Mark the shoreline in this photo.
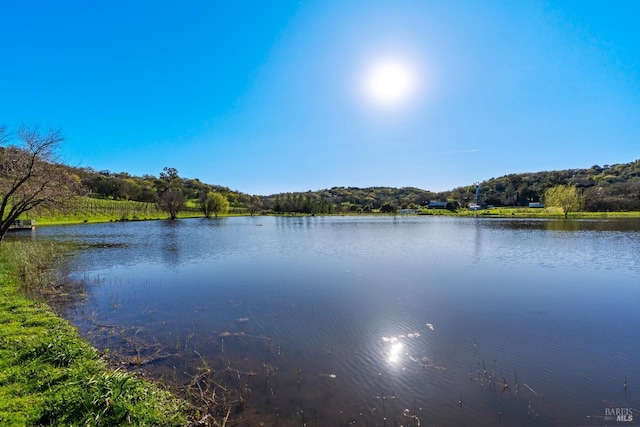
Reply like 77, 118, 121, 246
29, 208, 640, 227
0, 242, 189, 425
4, 213, 639, 424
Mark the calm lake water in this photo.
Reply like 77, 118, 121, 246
28, 216, 640, 426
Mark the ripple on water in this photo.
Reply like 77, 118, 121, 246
30, 216, 640, 426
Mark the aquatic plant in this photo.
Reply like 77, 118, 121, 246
0, 241, 188, 425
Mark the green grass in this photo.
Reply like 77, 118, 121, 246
470, 207, 640, 218
26, 197, 203, 225
418, 207, 640, 218
0, 241, 188, 426
27, 197, 252, 226
20, 196, 640, 226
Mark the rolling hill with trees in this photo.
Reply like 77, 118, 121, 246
448, 160, 640, 212
4, 124, 637, 222
71, 159, 640, 215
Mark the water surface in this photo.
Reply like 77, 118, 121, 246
32, 216, 640, 426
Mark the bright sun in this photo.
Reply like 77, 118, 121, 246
364, 59, 416, 108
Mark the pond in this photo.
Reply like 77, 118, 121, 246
28, 216, 640, 426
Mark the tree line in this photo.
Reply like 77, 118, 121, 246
74, 160, 640, 215
446, 162, 640, 212
2, 123, 640, 242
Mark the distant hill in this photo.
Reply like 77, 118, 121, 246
72, 159, 640, 214
446, 159, 640, 211
264, 159, 640, 213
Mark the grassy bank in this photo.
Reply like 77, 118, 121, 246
418, 207, 640, 218
0, 241, 188, 426
23, 196, 640, 226
30, 197, 178, 225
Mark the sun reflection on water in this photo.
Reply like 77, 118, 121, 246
388, 341, 404, 363
381, 332, 422, 365
380, 325, 447, 372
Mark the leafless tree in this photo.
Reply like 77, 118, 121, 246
0, 125, 83, 241
246, 195, 263, 216
158, 190, 185, 220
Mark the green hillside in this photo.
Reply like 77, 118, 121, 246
32, 158, 640, 220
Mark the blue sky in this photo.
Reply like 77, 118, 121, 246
1, 1, 639, 195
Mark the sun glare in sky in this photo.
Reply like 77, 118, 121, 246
363, 58, 417, 108
2, 2, 639, 195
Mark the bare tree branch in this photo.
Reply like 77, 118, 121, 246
0, 124, 83, 241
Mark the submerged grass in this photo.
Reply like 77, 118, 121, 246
0, 241, 188, 426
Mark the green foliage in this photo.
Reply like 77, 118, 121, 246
265, 187, 433, 215
156, 168, 187, 220
75, 166, 238, 206
27, 197, 165, 224
31, 148, 640, 214
2, 241, 71, 294
32, 368, 185, 426
200, 191, 229, 218
270, 192, 333, 214
544, 185, 583, 217
433, 159, 640, 212
379, 201, 397, 213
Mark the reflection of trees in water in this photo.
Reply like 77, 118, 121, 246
484, 218, 640, 233
473, 218, 483, 261
160, 220, 181, 267
544, 218, 640, 232
33, 217, 640, 426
